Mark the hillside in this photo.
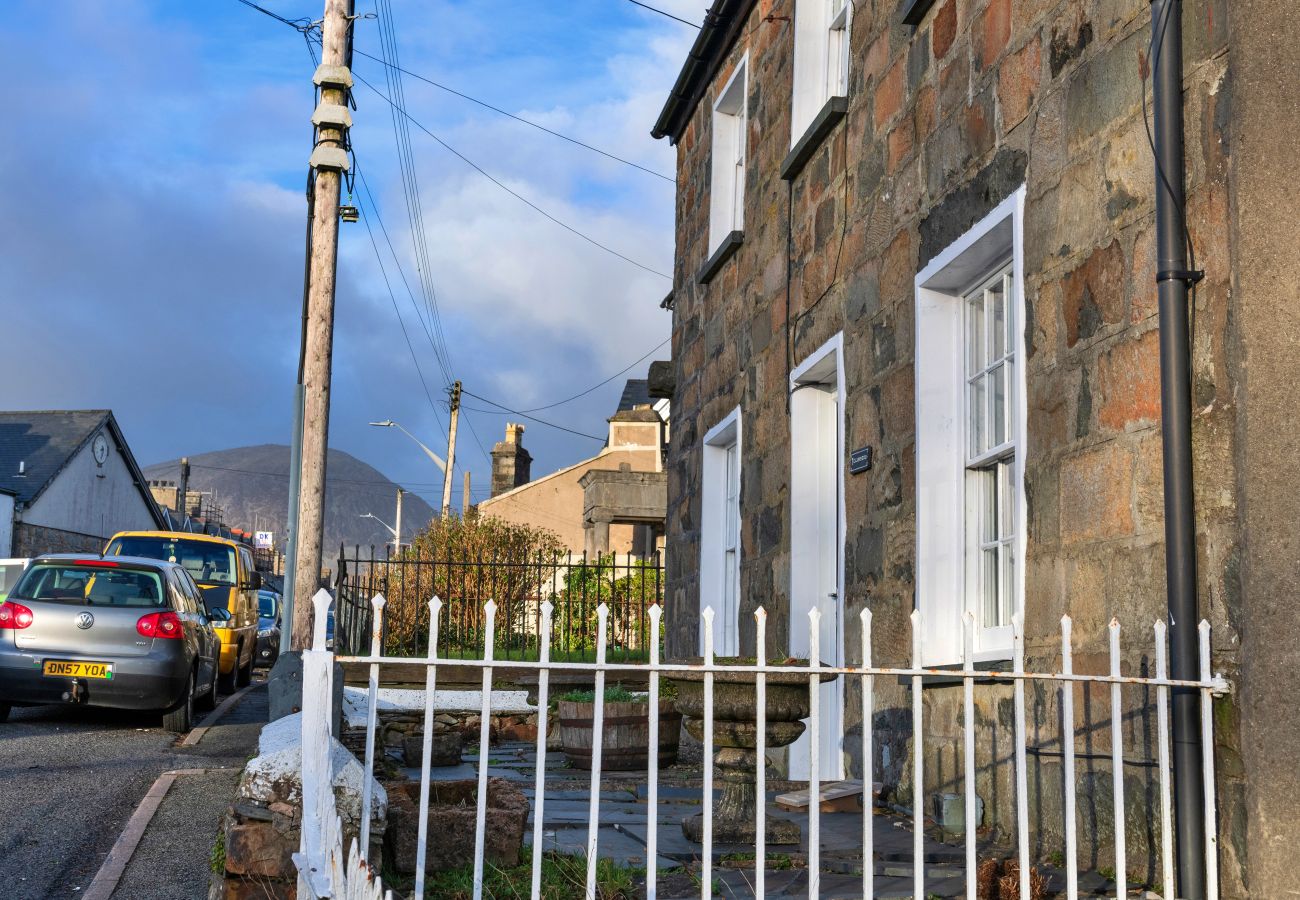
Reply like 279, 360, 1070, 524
142, 444, 438, 554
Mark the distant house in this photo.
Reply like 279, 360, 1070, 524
477, 379, 669, 557
0, 410, 164, 556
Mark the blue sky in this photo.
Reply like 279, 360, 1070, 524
0, 0, 700, 512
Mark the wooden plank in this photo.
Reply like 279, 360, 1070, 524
775, 779, 881, 812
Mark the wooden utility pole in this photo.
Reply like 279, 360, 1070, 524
462, 470, 471, 517
290, 0, 354, 651
394, 488, 403, 555
441, 381, 461, 518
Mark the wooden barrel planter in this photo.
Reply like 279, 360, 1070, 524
557, 699, 681, 770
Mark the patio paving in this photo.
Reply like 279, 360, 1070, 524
397, 741, 1133, 898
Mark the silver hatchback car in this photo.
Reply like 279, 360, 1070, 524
0, 554, 221, 732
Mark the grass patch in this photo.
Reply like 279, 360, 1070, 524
209, 827, 226, 875
719, 851, 796, 870
556, 684, 644, 705
423, 847, 640, 899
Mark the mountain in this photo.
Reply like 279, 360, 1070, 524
142, 444, 438, 554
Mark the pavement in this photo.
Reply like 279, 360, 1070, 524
0, 680, 268, 900
418, 742, 1128, 899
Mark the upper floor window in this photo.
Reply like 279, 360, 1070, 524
964, 265, 1017, 639
913, 187, 1027, 665
792, 0, 852, 143
709, 57, 748, 252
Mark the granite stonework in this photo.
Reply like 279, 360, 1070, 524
651, 0, 1300, 894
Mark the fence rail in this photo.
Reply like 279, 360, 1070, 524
296, 588, 1229, 900
334, 547, 663, 661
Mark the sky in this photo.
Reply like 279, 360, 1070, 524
0, 0, 701, 514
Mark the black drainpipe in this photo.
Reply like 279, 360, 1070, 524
1150, 0, 1207, 896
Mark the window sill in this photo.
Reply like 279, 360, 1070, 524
781, 96, 849, 182
897, 657, 1014, 689
697, 230, 744, 285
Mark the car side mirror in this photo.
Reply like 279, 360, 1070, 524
247, 571, 262, 590
209, 607, 233, 623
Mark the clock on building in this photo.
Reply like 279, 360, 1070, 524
92, 433, 109, 466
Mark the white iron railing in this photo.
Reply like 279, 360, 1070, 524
295, 587, 1230, 900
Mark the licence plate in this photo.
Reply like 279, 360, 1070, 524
43, 660, 114, 679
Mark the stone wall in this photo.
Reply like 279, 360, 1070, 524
12, 522, 105, 556
664, 0, 1244, 891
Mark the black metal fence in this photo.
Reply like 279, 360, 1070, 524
334, 545, 664, 661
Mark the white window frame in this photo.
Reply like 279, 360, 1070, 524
791, 0, 853, 145
700, 406, 742, 657
709, 56, 748, 254
914, 186, 1027, 666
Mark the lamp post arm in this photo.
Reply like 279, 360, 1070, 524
394, 422, 447, 473
362, 513, 398, 539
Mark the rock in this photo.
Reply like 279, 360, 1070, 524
385, 777, 529, 875
240, 713, 386, 857
210, 875, 296, 900
499, 721, 538, 743
224, 820, 295, 879
402, 732, 463, 768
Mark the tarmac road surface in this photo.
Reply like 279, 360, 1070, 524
0, 685, 266, 900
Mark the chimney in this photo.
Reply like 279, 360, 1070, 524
490, 423, 532, 498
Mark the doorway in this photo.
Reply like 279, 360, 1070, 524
788, 335, 845, 781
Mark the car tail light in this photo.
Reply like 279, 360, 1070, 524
137, 611, 184, 639
0, 601, 34, 630
74, 559, 119, 567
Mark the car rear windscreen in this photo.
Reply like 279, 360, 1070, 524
106, 536, 238, 587
11, 564, 166, 608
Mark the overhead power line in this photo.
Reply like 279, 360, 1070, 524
187, 462, 442, 489
624, 0, 701, 27
234, 0, 675, 183
352, 47, 674, 182
373, 0, 456, 384
234, 0, 317, 31
352, 70, 672, 280
460, 389, 606, 442
354, 179, 449, 436
512, 337, 670, 413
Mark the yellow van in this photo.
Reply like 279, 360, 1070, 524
105, 531, 259, 692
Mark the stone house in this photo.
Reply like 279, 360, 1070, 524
651, 0, 1297, 895
0, 410, 165, 556
477, 380, 671, 557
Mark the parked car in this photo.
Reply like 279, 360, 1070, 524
0, 558, 30, 603
104, 531, 259, 693
0, 554, 220, 731
256, 589, 281, 666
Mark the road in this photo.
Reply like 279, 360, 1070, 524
0, 685, 267, 900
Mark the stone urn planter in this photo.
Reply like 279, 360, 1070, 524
669, 659, 834, 846
384, 776, 528, 875
558, 698, 681, 770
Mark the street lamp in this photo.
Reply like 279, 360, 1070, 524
360, 512, 400, 555
368, 420, 447, 473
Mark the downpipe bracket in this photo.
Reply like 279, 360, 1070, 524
1157, 268, 1205, 284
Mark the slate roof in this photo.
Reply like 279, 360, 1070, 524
618, 379, 651, 412
0, 410, 163, 525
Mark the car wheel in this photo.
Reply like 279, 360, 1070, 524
163, 672, 194, 733
195, 662, 218, 713
236, 643, 253, 688
0, 703, 10, 723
